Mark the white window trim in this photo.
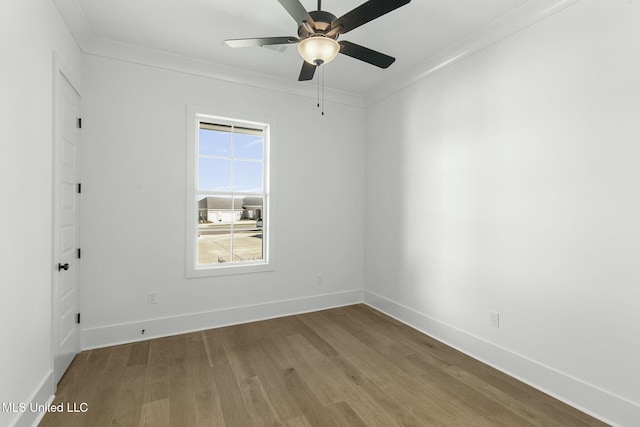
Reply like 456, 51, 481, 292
186, 106, 273, 278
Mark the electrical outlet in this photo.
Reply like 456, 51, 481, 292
489, 311, 500, 328
316, 274, 323, 284
147, 291, 158, 305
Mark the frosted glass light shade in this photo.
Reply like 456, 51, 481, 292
297, 36, 340, 65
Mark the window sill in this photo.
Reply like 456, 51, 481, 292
186, 262, 273, 279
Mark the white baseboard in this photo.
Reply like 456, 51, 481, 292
364, 290, 640, 427
8, 370, 55, 427
81, 289, 363, 350
77, 287, 639, 425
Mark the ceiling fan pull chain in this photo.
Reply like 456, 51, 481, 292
321, 65, 325, 116
317, 65, 321, 110
316, 64, 325, 116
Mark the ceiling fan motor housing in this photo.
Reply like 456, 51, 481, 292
297, 10, 338, 39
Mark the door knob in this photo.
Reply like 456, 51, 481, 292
58, 263, 69, 271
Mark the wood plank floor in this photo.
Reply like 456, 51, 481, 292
40, 304, 608, 426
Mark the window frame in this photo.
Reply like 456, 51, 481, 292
186, 106, 272, 278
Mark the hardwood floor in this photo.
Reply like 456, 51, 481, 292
40, 304, 608, 426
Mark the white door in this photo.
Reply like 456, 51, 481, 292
52, 68, 81, 385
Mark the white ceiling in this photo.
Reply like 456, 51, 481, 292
54, 0, 570, 97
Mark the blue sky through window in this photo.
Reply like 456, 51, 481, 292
199, 128, 231, 157
198, 128, 264, 192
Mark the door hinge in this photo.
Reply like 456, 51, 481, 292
77, 118, 82, 128
76, 313, 81, 324
77, 248, 82, 259
77, 183, 82, 194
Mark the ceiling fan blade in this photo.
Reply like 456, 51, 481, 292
225, 36, 299, 48
339, 40, 395, 68
331, 0, 411, 34
298, 61, 316, 81
276, 0, 316, 27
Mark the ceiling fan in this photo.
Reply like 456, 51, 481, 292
225, 0, 411, 81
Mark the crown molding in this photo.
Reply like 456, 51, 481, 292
53, 0, 365, 108
53, 0, 92, 49
54, 0, 580, 110
84, 36, 366, 108
364, 0, 582, 107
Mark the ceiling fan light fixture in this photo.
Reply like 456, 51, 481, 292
297, 36, 340, 66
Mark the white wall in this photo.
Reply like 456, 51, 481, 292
80, 55, 365, 348
364, 1, 640, 425
0, 1, 82, 426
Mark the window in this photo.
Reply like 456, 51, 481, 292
186, 110, 270, 277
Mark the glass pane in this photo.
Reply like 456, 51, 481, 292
236, 195, 264, 262
197, 195, 237, 224
197, 231, 232, 264
198, 232, 231, 265
234, 132, 263, 160
199, 129, 231, 156
239, 196, 263, 222
199, 158, 231, 191
232, 228, 263, 262
233, 160, 263, 192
